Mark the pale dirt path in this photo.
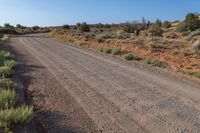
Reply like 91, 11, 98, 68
15, 34, 200, 133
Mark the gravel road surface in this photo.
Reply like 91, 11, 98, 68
14, 34, 200, 133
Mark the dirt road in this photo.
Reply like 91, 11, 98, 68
13, 34, 200, 133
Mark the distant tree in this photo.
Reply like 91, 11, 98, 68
163, 21, 171, 28
4, 23, 14, 28
155, 19, 162, 27
16, 24, 26, 29
62, 24, 70, 29
16, 24, 22, 28
185, 13, 200, 31
32, 26, 40, 30
79, 22, 90, 32
104, 24, 111, 28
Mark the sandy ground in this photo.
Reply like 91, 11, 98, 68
11, 34, 200, 133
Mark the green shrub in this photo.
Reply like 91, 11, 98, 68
0, 90, 16, 110
163, 21, 171, 28
4, 60, 17, 69
78, 22, 90, 32
102, 47, 111, 53
176, 21, 187, 32
144, 57, 167, 68
181, 69, 200, 78
62, 24, 70, 29
0, 66, 12, 77
0, 51, 13, 60
112, 48, 121, 55
0, 78, 13, 89
124, 53, 134, 60
148, 24, 163, 36
185, 13, 200, 31
97, 47, 104, 52
0, 106, 34, 128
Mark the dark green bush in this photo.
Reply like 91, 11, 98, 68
62, 24, 70, 29
78, 22, 90, 32
185, 13, 200, 31
124, 53, 141, 61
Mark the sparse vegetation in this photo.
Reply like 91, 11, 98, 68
0, 35, 34, 131
49, 12, 200, 77
112, 48, 121, 55
144, 57, 168, 68
0, 106, 34, 129
77, 22, 90, 32
181, 69, 200, 78
148, 24, 163, 36
163, 21, 171, 28
0, 89, 16, 110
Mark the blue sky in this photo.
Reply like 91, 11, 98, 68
0, 0, 199, 26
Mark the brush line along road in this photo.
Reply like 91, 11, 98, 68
15, 34, 200, 133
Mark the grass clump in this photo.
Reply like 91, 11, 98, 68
0, 78, 13, 89
97, 47, 111, 54
4, 60, 17, 69
0, 106, 34, 128
144, 57, 167, 68
0, 51, 13, 60
102, 47, 111, 53
123, 53, 141, 61
112, 48, 121, 55
0, 66, 12, 77
181, 69, 200, 78
0, 90, 16, 110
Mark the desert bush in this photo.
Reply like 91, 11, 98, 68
78, 22, 90, 32
115, 30, 129, 39
155, 19, 162, 27
96, 33, 112, 41
0, 66, 12, 77
181, 69, 200, 78
0, 106, 34, 128
144, 57, 167, 68
163, 21, 171, 28
97, 47, 104, 52
124, 53, 134, 60
185, 13, 200, 31
123, 53, 141, 61
112, 48, 121, 55
32, 26, 40, 31
193, 40, 200, 53
0, 78, 13, 89
3, 23, 14, 29
4, 60, 17, 69
62, 24, 70, 29
148, 25, 163, 36
102, 47, 111, 53
123, 23, 137, 33
0, 51, 13, 60
0, 89, 16, 110
176, 22, 187, 32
